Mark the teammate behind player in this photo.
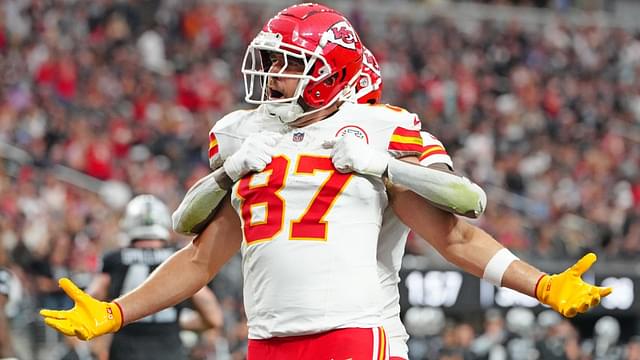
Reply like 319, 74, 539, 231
86, 195, 223, 360
355, 47, 464, 360
41, 4, 611, 359
355, 46, 383, 105
355, 47, 413, 360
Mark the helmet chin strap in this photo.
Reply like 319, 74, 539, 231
264, 102, 305, 124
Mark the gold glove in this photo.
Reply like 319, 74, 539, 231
536, 253, 612, 318
40, 278, 123, 340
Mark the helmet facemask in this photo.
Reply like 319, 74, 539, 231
242, 31, 354, 124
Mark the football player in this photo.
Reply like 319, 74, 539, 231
85, 195, 223, 360
41, 4, 611, 359
179, 45, 418, 359
354, 46, 383, 105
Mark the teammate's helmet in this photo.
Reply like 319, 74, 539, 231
355, 46, 382, 104
121, 194, 171, 242
242, 3, 363, 123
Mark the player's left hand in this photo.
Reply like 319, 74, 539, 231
324, 134, 390, 177
536, 253, 612, 318
40, 278, 123, 340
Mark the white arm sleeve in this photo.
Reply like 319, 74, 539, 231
172, 170, 229, 235
386, 158, 487, 218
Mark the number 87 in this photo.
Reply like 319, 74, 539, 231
236, 155, 352, 244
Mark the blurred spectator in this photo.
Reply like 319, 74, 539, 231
536, 310, 583, 360
593, 316, 624, 360
29, 233, 73, 312
626, 336, 640, 360
0, 247, 15, 358
471, 308, 508, 359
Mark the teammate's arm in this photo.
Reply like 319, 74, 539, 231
171, 168, 233, 235
172, 131, 281, 235
389, 183, 612, 318
326, 134, 486, 218
40, 198, 242, 340
385, 157, 486, 218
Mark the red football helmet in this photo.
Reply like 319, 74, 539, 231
356, 46, 383, 104
242, 3, 363, 123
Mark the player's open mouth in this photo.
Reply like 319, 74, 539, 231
269, 89, 284, 99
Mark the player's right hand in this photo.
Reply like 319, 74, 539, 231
40, 278, 123, 341
536, 253, 612, 318
223, 131, 282, 181
324, 133, 390, 177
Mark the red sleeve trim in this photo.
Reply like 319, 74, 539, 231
113, 301, 125, 331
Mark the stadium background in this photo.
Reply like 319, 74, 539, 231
1, 0, 639, 359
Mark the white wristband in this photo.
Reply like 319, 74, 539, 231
482, 248, 519, 287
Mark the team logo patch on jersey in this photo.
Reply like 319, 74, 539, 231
335, 125, 369, 143
326, 20, 358, 50
292, 131, 305, 142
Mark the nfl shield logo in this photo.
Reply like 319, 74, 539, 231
292, 132, 305, 142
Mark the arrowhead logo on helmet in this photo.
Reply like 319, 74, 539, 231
327, 21, 358, 50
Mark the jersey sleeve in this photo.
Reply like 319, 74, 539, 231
387, 126, 423, 158
208, 129, 221, 169
378, 107, 423, 158
208, 110, 252, 170
419, 131, 453, 168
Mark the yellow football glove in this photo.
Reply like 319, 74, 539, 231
536, 253, 612, 318
39, 278, 123, 340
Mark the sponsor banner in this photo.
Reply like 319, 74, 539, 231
399, 267, 638, 315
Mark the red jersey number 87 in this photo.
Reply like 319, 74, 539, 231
236, 155, 352, 244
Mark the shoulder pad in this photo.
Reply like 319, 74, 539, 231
340, 103, 423, 158
354, 103, 421, 131
208, 108, 260, 169
419, 131, 453, 168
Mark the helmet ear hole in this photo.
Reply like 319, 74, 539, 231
323, 73, 338, 86
317, 65, 330, 77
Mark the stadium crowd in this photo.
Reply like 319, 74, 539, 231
0, 0, 639, 359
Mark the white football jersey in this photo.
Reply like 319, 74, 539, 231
211, 103, 423, 339
377, 131, 453, 359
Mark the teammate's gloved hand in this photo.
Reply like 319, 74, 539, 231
40, 278, 123, 340
536, 253, 612, 318
324, 134, 391, 177
223, 131, 282, 181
